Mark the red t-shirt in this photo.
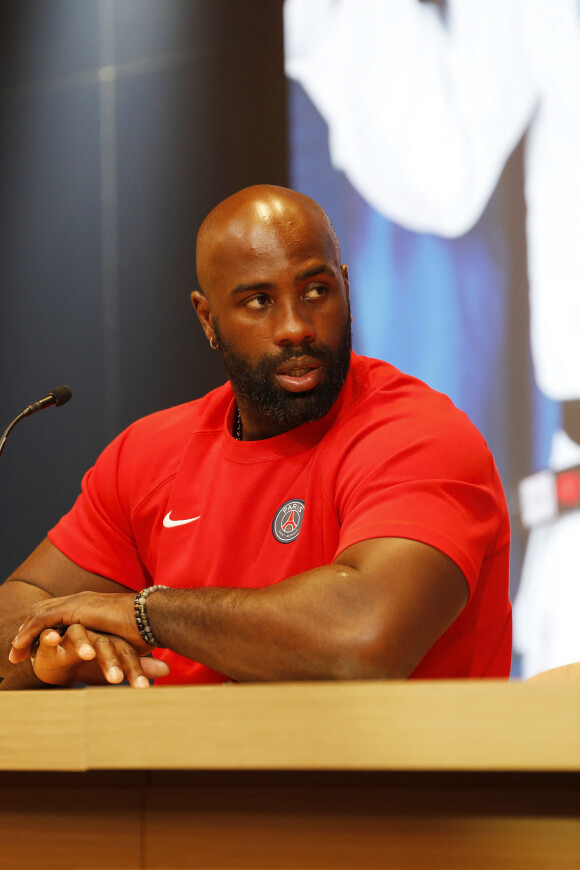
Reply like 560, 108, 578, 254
49, 353, 511, 682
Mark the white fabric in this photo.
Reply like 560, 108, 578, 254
513, 430, 580, 677
285, 0, 580, 399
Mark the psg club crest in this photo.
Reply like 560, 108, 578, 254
272, 499, 305, 544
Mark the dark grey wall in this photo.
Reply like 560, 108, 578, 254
0, 0, 287, 578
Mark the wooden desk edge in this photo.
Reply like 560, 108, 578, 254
1, 680, 579, 772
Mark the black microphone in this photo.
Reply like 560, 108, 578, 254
22, 385, 73, 416
0, 385, 73, 458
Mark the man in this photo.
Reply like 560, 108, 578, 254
1, 185, 511, 690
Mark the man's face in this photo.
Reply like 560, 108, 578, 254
194, 200, 351, 439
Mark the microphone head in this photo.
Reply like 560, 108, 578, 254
49, 385, 72, 406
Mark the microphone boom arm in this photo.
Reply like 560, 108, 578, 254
0, 385, 72, 458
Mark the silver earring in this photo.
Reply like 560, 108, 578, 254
209, 336, 218, 350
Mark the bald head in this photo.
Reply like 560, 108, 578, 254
195, 185, 340, 298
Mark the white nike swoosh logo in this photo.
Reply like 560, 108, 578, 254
163, 511, 201, 528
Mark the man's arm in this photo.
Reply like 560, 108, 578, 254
10, 536, 469, 681
1, 539, 168, 689
0, 578, 51, 690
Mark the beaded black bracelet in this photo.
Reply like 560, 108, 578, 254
134, 585, 170, 648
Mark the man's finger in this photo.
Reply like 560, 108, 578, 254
40, 629, 66, 646
31, 628, 65, 665
91, 634, 125, 684
141, 657, 171, 680
64, 623, 96, 661
115, 643, 152, 688
9, 622, 67, 664
30, 627, 86, 687
11, 603, 72, 653
30, 627, 70, 672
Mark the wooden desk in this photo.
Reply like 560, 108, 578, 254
1, 681, 579, 869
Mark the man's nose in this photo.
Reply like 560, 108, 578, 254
272, 299, 316, 346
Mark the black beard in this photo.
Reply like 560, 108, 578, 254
213, 319, 352, 431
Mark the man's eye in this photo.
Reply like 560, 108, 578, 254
245, 294, 270, 310
304, 285, 327, 300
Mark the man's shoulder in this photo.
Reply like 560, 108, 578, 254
123, 381, 232, 445
92, 381, 232, 491
346, 353, 471, 426
331, 355, 508, 535
334, 353, 495, 466
75, 381, 235, 516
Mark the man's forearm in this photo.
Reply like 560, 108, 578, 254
1, 652, 49, 690
0, 580, 52, 690
146, 563, 385, 682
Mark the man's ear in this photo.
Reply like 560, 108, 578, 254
191, 290, 215, 344
341, 264, 350, 301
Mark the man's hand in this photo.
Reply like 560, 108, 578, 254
9, 591, 145, 663
28, 624, 170, 688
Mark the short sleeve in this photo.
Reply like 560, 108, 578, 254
330, 404, 508, 594
48, 427, 152, 591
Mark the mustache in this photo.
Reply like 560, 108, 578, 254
260, 343, 338, 371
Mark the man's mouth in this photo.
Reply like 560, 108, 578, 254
274, 358, 324, 392
285, 367, 311, 377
